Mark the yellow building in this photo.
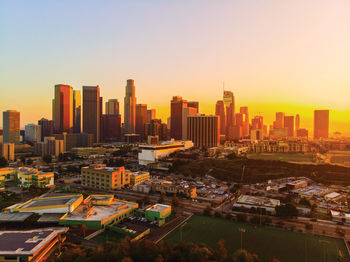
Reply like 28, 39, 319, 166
16, 167, 54, 188
81, 164, 130, 190
130, 171, 150, 186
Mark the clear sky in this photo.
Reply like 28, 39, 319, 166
1, 0, 349, 135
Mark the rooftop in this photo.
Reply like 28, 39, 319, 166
0, 228, 68, 256
146, 204, 171, 213
16, 194, 82, 211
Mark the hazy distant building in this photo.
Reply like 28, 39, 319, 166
135, 104, 148, 138
187, 101, 199, 111
3, 110, 20, 144
147, 109, 156, 122
186, 115, 220, 148
73, 90, 81, 133
284, 116, 294, 137
101, 114, 121, 141
145, 119, 168, 141
170, 96, 187, 140
252, 116, 263, 130
105, 99, 119, 115
314, 110, 329, 139
215, 101, 226, 136
124, 79, 136, 134
35, 137, 64, 157
53, 84, 73, 133
296, 128, 308, 138
38, 118, 54, 141
223, 91, 235, 138
295, 114, 300, 131
251, 129, 263, 141
83, 86, 100, 143
0, 143, 15, 161
182, 106, 198, 140
240, 106, 249, 137
25, 124, 41, 142
275, 112, 285, 129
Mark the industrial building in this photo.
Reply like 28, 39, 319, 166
233, 195, 280, 213
145, 204, 171, 226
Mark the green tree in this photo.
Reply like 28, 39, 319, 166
43, 155, 52, 164
275, 203, 298, 218
215, 240, 227, 262
158, 193, 165, 204
0, 157, 8, 168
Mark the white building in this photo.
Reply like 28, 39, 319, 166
138, 139, 194, 165
25, 124, 41, 142
233, 195, 280, 213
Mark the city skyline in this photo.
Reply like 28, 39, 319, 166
1, 1, 350, 135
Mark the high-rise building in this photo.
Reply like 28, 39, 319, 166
187, 101, 199, 111
101, 114, 122, 142
135, 104, 148, 138
83, 86, 100, 142
3, 110, 20, 144
239, 107, 249, 137
73, 90, 81, 133
252, 116, 263, 130
284, 116, 294, 137
170, 96, 187, 140
215, 101, 226, 136
223, 91, 235, 131
53, 84, 73, 133
314, 110, 329, 139
275, 112, 285, 129
105, 99, 120, 115
182, 106, 198, 140
295, 114, 300, 131
297, 128, 308, 138
38, 118, 54, 141
147, 109, 156, 122
144, 119, 168, 141
0, 143, 15, 162
186, 115, 220, 148
25, 124, 41, 142
124, 79, 136, 134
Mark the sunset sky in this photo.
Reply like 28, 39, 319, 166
1, 0, 349, 135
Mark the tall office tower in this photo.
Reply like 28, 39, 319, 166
170, 96, 187, 140
144, 119, 168, 141
275, 112, 285, 128
182, 105, 198, 140
101, 114, 121, 141
0, 143, 15, 161
314, 110, 329, 139
135, 104, 148, 138
38, 118, 54, 141
223, 91, 235, 132
124, 79, 137, 134
295, 114, 300, 131
105, 99, 120, 115
240, 106, 249, 137
215, 101, 226, 135
24, 124, 41, 142
186, 115, 220, 148
187, 101, 199, 111
83, 86, 100, 142
147, 109, 156, 122
73, 90, 81, 133
3, 110, 20, 144
53, 84, 73, 133
251, 116, 263, 130
284, 116, 294, 137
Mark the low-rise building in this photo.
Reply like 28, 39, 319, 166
0, 143, 15, 162
233, 195, 280, 213
130, 171, 150, 186
151, 180, 197, 198
0, 227, 68, 262
138, 139, 194, 165
16, 167, 54, 188
286, 179, 308, 190
81, 164, 130, 190
145, 204, 171, 226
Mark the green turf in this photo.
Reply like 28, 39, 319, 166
247, 153, 315, 163
92, 230, 126, 244
164, 215, 350, 262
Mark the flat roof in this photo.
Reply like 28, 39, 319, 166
146, 204, 170, 213
37, 213, 64, 223
20, 196, 80, 209
0, 228, 68, 256
0, 212, 34, 222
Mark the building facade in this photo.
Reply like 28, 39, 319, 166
53, 84, 73, 133
83, 86, 100, 142
314, 110, 329, 140
3, 110, 20, 144
124, 79, 137, 134
186, 115, 220, 148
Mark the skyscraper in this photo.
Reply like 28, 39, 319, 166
38, 118, 54, 141
135, 104, 148, 138
295, 114, 300, 131
25, 124, 41, 142
186, 115, 220, 148
53, 84, 73, 133
284, 116, 294, 137
252, 116, 263, 130
314, 110, 329, 139
223, 91, 235, 133
147, 109, 156, 122
3, 110, 20, 144
105, 99, 120, 115
124, 79, 136, 134
73, 90, 81, 133
240, 106, 249, 137
83, 86, 100, 142
275, 112, 285, 129
215, 101, 226, 136
144, 119, 168, 141
182, 104, 198, 140
101, 114, 121, 141
170, 96, 187, 140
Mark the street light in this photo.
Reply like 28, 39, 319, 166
239, 228, 246, 251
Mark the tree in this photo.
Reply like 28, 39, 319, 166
43, 154, 52, 164
158, 193, 165, 204
143, 194, 151, 205
275, 203, 298, 218
80, 224, 88, 238
0, 157, 8, 168
203, 206, 213, 216
171, 194, 180, 208
215, 240, 227, 261
231, 249, 259, 262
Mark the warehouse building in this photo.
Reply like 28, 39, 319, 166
145, 204, 171, 226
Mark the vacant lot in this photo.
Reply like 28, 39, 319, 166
164, 215, 349, 262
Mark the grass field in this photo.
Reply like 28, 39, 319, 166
164, 215, 350, 262
247, 153, 315, 163
92, 230, 126, 244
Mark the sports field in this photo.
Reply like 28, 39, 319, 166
164, 215, 350, 262
247, 153, 315, 163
